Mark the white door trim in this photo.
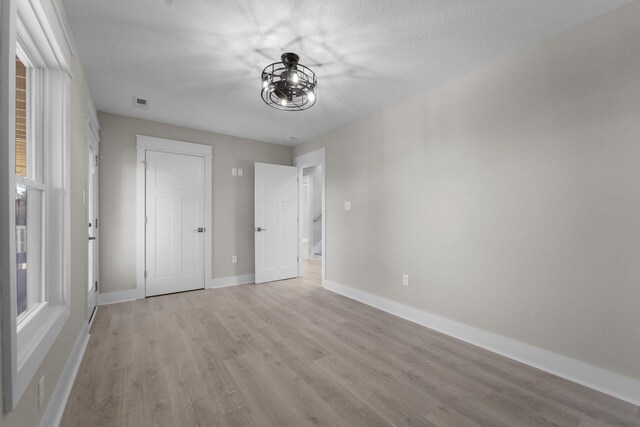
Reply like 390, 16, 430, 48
136, 135, 212, 299
293, 148, 326, 282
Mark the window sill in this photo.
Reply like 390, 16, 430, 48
15, 304, 69, 402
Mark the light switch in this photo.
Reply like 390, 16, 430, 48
232, 168, 238, 176
238, 168, 243, 176
344, 201, 352, 211
232, 255, 237, 264
402, 274, 410, 287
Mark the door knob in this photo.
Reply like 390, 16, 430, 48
254, 227, 267, 232
88, 237, 97, 241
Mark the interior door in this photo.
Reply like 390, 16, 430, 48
145, 150, 205, 296
87, 136, 99, 321
254, 162, 299, 284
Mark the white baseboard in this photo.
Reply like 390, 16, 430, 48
40, 323, 90, 427
98, 288, 140, 305
99, 275, 256, 305
208, 274, 255, 289
323, 279, 640, 406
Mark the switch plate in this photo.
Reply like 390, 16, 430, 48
232, 255, 237, 264
38, 376, 45, 408
232, 168, 238, 176
237, 168, 243, 176
402, 274, 410, 287
344, 201, 352, 211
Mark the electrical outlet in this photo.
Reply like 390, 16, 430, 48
232, 255, 237, 264
237, 168, 243, 176
344, 201, 352, 211
38, 376, 45, 408
232, 168, 238, 176
402, 274, 410, 287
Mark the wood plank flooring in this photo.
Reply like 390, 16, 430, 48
61, 261, 640, 426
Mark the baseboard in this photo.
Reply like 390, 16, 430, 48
98, 288, 140, 305
39, 323, 90, 427
99, 275, 256, 304
323, 279, 640, 406
208, 274, 255, 289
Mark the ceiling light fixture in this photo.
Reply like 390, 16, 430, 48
261, 52, 317, 111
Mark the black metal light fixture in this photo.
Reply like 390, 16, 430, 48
261, 52, 317, 111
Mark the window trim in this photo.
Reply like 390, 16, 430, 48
1, 0, 72, 412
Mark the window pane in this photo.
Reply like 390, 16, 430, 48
16, 57, 27, 177
16, 185, 43, 318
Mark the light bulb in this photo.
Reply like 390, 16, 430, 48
291, 72, 299, 84
262, 79, 269, 88
281, 99, 288, 106
307, 91, 315, 103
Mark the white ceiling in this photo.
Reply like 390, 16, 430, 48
64, 0, 633, 146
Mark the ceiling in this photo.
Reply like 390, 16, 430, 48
64, 0, 633, 146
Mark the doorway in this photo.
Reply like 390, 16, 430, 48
87, 129, 99, 322
294, 148, 326, 283
301, 165, 323, 279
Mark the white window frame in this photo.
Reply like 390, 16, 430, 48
1, 0, 72, 411
14, 41, 47, 326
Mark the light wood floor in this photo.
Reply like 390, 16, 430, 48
62, 261, 640, 426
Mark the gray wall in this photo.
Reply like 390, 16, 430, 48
1, 1, 93, 425
97, 113, 292, 294
294, 1, 640, 380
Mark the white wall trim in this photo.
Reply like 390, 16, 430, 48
135, 135, 213, 299
207, 274, 255, 289
323, 279, 640, 406
294, 148, 326, 282
98, 288, 141, 306
39, 323, 89, 427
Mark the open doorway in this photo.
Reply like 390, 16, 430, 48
301, 165, 323, 279
295, 148, 326, 284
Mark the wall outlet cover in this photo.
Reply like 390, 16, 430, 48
232, 168, 238, 176
344, 201, 352, 211
238, 168, 243, 176
402, 274, 410, 287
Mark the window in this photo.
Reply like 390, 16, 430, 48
15, 57, 27, 177
2, 0, 73, 409
15, 54, 45, 321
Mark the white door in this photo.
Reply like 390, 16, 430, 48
254, 162, 299, 284
87, 136, 99, 321
146, 150, 205, 296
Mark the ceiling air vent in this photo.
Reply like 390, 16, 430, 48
133, 97, 149, 110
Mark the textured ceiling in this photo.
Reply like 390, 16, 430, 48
64, 0, 633, 145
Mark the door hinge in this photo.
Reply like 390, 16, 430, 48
95, 218, 99, 229
297, 257, 299, 261
142, 160, 148, 170
94, 281, 98, 292
144, 270, 147, 278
